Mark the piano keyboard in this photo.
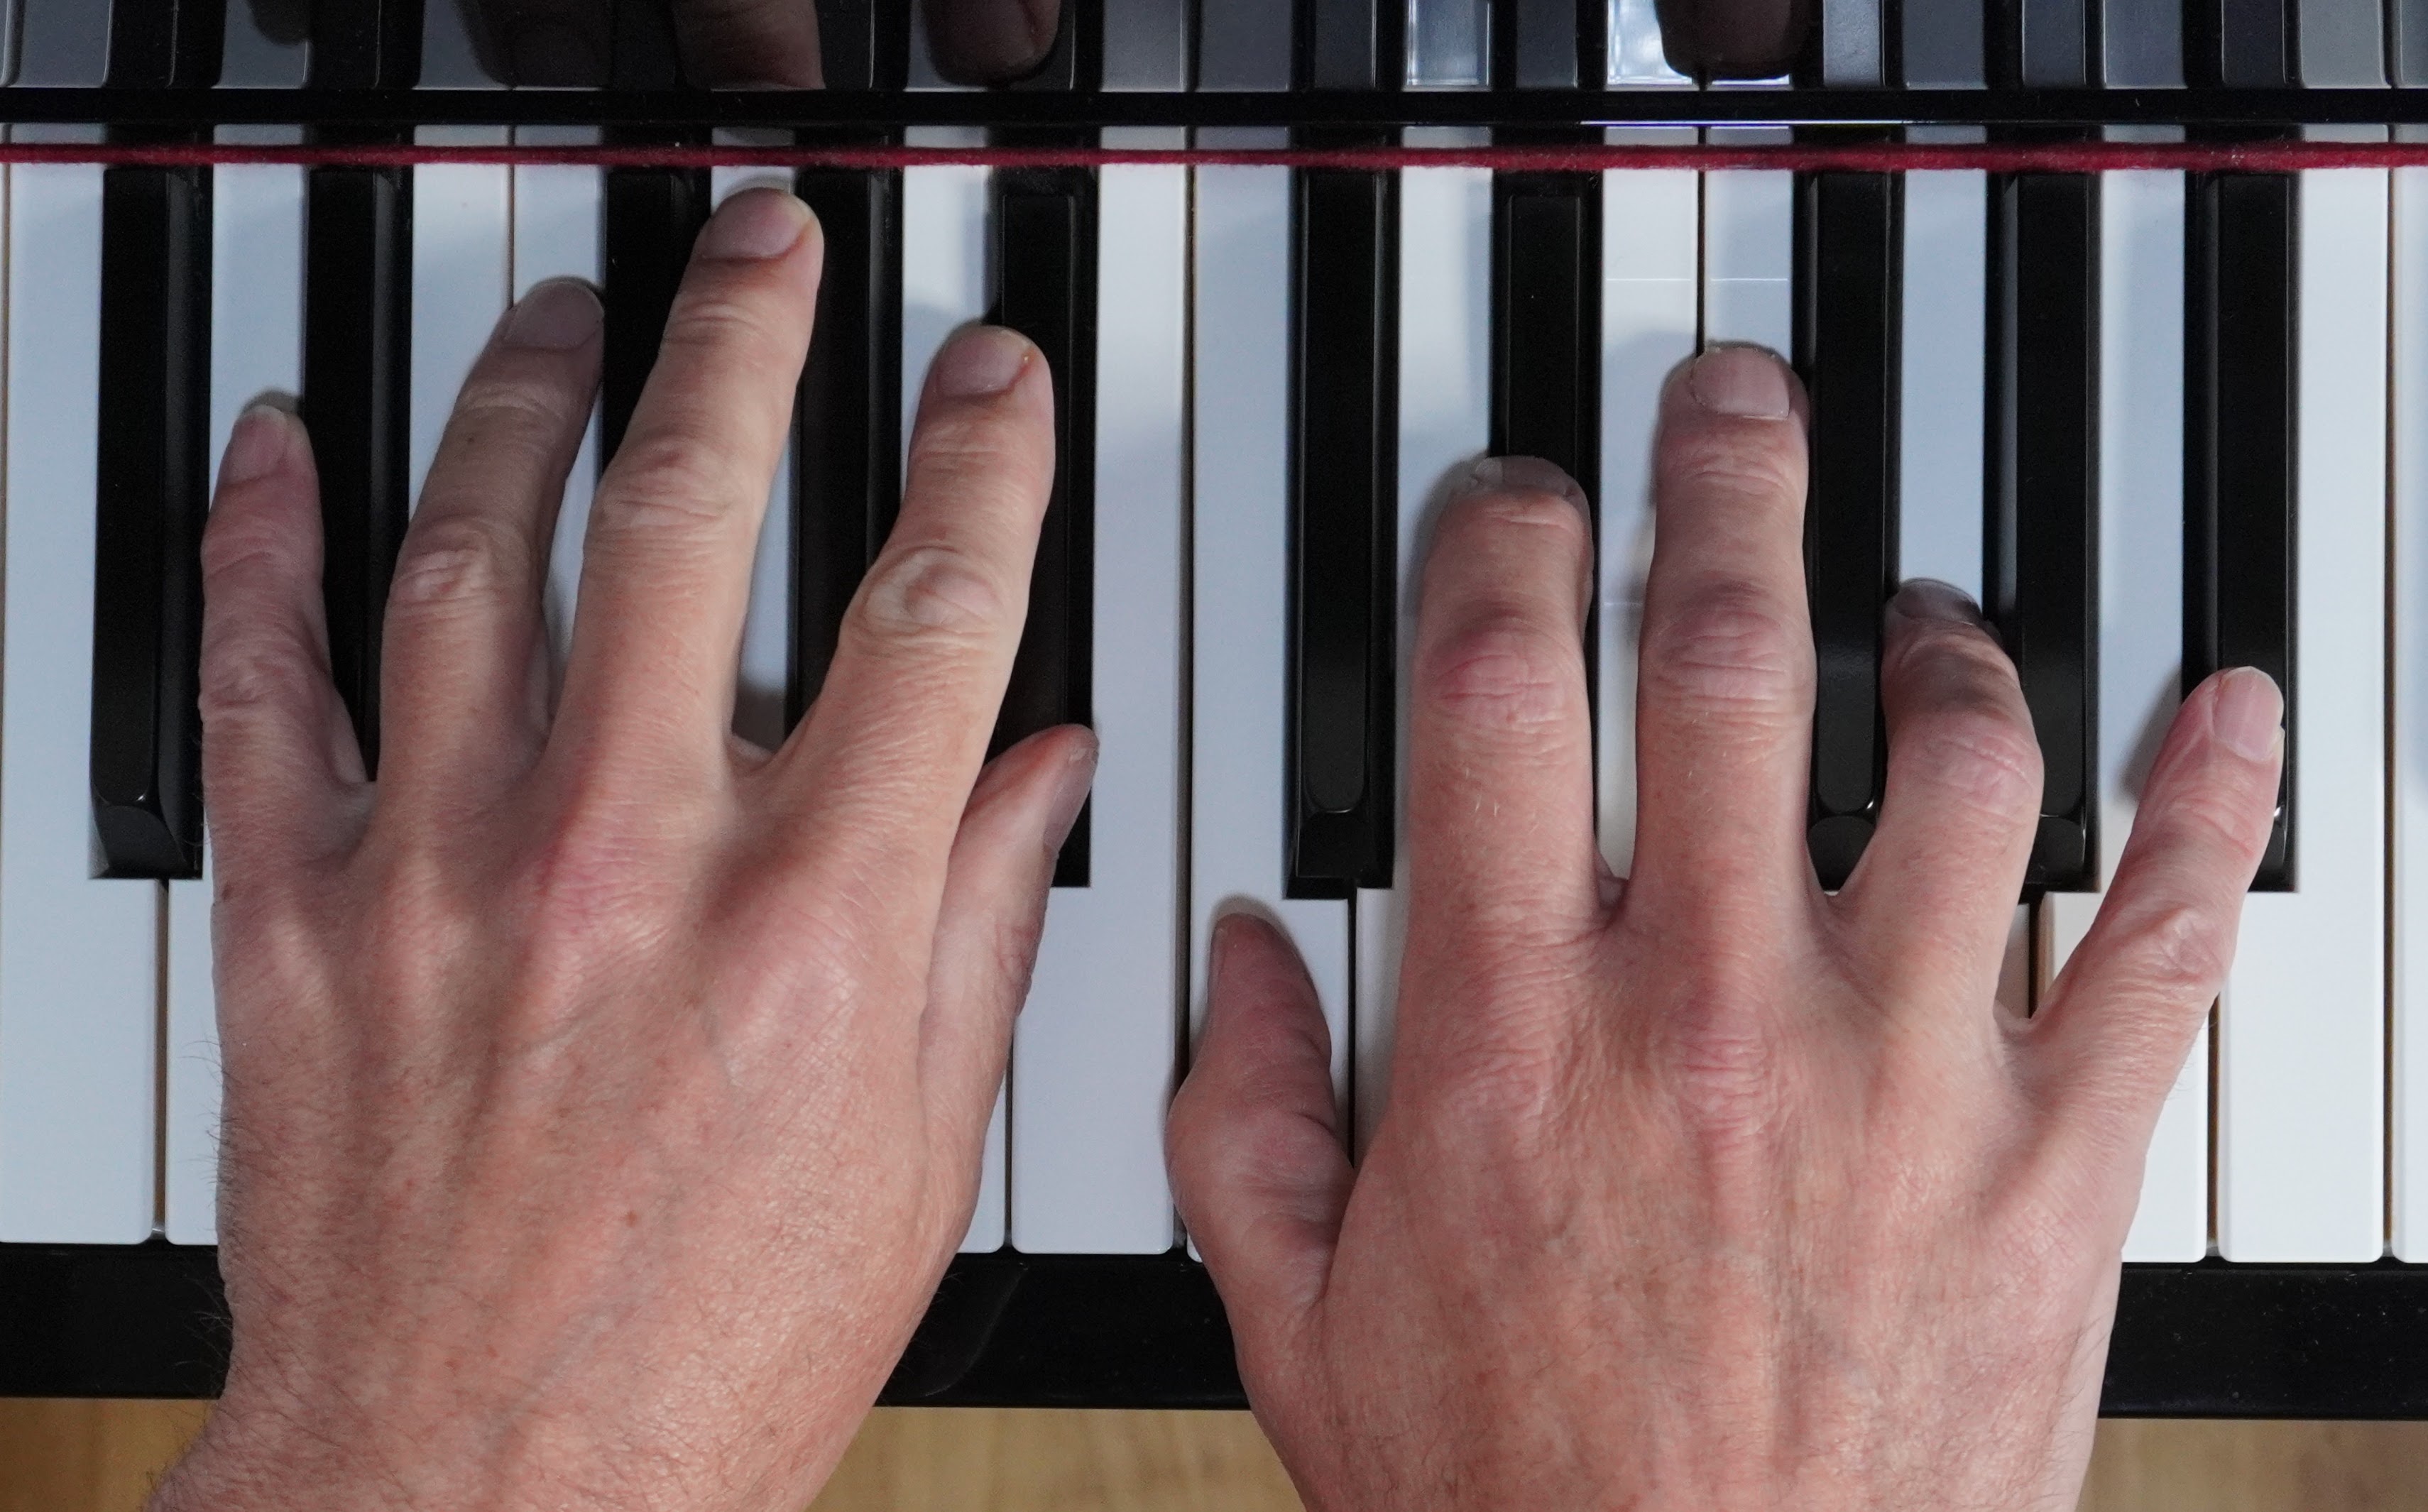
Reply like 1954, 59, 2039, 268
6, 0, 2428, 1413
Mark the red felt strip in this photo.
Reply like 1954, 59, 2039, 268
0, 136, 2425, 172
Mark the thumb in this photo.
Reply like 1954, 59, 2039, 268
1167, 912, 1353, 1354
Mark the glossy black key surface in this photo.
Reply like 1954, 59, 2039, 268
1820, 0, 1883, 85
990, 169, 1098, 887
1198, 0, 1294, 87
308, 0, 422, 88
1492, 171, 1599, 501
1307, 0, 1387, 87
304, 162, 412, 775
1986, 172, 2099, 893
106, 0, 224, 86
1503, 0, 1599, 87
91, 164, 211, 880
1289, 164, 1397, 897
2402, 0, 2428, 84
2185, 172, 2296, 890
814, 0, 907, 89
2189, 0, 2293, 87
1794, 170, 1900, 890
601, 161, 710, 464
790, 164, 902, 725
2102, 0, 2183, 84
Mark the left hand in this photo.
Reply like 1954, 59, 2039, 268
150, 188, 1087, 1512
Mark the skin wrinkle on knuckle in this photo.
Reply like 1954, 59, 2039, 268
905, 412, 1051, 506
388, 515, 535, 613
2106, 900, 2232, 1002
1894, 721, 2042, 825
1642, 582, 1804, 719
1659, 429, 1805, 509
1420, 612, 1575, 730
595, 439, 758, 537
858, 542, 1010, 645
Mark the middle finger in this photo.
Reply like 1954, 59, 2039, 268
1627, 346, 1815, 914
556, 189, 823, 777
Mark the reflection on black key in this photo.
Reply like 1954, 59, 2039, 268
1492, 171, 1599, 500
1307, 0, 1394, 87
791, 164, 902, 724
2013, 0, 2089, 87
991, 169, 1098, 887
92, 165, 210, 879
1289, 164, 1396, 897
304, 162, 412, 774
1987, 173, 2099, 893
2188, 0, 2292, 87
601, 162, 710, 464
2186, 172, 2296, 889
1903, 0, 1985, 84
1794, 170, 1900, 890
1820, 0, 1884, 84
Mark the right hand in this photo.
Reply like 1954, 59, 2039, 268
1169, 346, 2282, 1511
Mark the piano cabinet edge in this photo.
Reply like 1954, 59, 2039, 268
6, 1245, 2428, 1416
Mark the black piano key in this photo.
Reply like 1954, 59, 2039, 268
600, 161, 711, 465
1793, 170, 1901, 890
1904, 0, 1986, 84
1289, 164, 1397, 897
1199, 0, 1294, 87
990, 168, 1098, 887
1491, 171, 1599, 501
1986, 172, 2099, 893
2188, 0, 2293, 87
790, 163, 903, 723
303, 162, 413, 774
308, 0, 421, 88
1986, 0, 2090, 86
91, 164, 212, 880
106, 0, 225, 86
1504, 0, 1594, 87
1306, 0, 1395, 87
2185, 172, 2297, 890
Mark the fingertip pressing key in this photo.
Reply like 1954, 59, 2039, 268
698, 188, 815, 261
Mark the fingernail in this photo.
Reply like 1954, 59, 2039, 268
221, 404, 295, 485
1455, 455, 1591, 515
1041, 733, 1100, 855
501, 278, 601, 350
929, 325, 1032, 398
1687, 344, 1794, 419
699, 188, 812, 261
2213, 667, 2285, 764
1884, 578, 1984, 626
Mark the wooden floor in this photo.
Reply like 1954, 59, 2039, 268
4, 1401, 2426, 1511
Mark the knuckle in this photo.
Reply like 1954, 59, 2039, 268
1641, 579, 1805, 720
2112, 902, 2232, 1003
199, 637, 315, 724
387, 513, 532, 613
1418, 610, 1575, 730
1896, 706, 2043, 824
594, 434, 750, 536
857, 542, 1012, 645
1660, 427, 1805, 508
1655, 984, 1786, 1147
907, 406, 1046, 497
658, 285, 797, 370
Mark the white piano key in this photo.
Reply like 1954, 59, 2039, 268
1355, 136, 1490, 1158
1897, 168, 1987, 602
2041, 164, 2204, 1261
1702, 138, 1795, 357
510, 128, 604, 674
1011, 147, 1188, 1251
2219, 164, 2389, 1262
1599, 133, 1700, 878
1996, 904, 2033, 1019
903, 146, 1007, 1251
165, 151, 311, 1245
1193, 163, 1352, 1123
713, 145, 799, 751
2395, 163, 2428, 1259
409, 128, 513, 507
0, 163, 161, 1242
